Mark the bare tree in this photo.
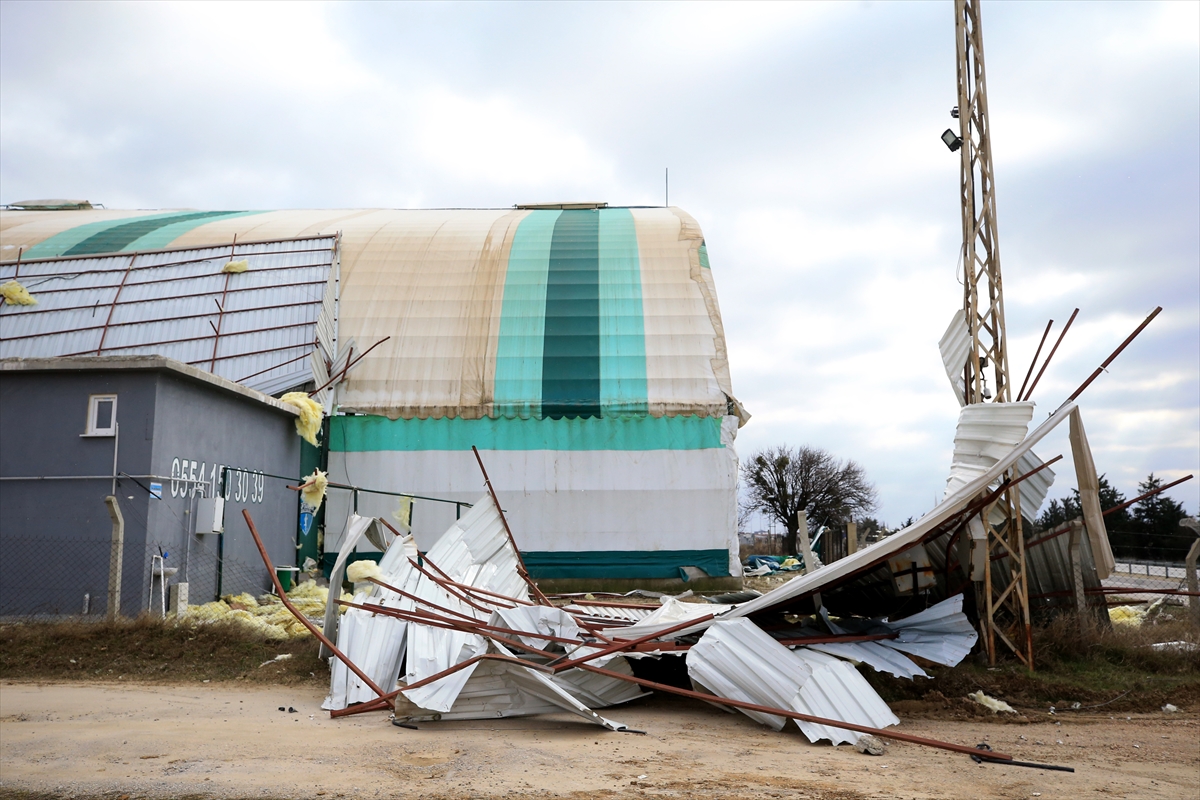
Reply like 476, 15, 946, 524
740, 444, 878, 556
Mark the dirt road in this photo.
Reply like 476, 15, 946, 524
1, 680, 1196, 799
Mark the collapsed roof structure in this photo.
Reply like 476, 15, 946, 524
1, 205, 747, 587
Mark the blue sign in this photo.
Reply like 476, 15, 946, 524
300, 511, 314, 536
149, 482, 163, 500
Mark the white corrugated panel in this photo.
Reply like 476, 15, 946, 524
939, 309, 970, 407
325, 494, 542, 713
0, 236, 336, 393
662, 400, 1080, 637
552, 656, 650, 708
687, 618, 898, 745
789, 648, 899, 746
687, 618, 813, 731
802, 640, 928, 680
879, 594, 979, 667
397, 642, 629, 730
944, 402, 1035, 498
1014, 450, 1055, 520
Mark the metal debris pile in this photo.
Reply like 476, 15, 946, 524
239, 422, 1093, 766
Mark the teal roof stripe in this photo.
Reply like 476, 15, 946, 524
542, 209, 601, 419
524, 549, 731, 579
494, 209, 559, 418
20, 210, 259, 259
63, 210, 252, 255
598, 208, 648, 415
122, 210, 262, 252
21, 211, 197, 260
329, 414, 725, 452
698, 241, 711, 269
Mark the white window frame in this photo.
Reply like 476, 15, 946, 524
82, 394, 118, 437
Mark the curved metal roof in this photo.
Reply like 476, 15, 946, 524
1, 207, 744, 423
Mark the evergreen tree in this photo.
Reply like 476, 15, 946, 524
1130, 474, 1189, 561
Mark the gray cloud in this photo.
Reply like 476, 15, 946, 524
2, 0, 1196, 522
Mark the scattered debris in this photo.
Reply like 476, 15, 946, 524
259, 654, 293, 668
1150, 641, 1200, 653
969, 691, 1017, 714
854, 735, 886, 755
1162, 704, 1178, 713
1109, 605, 1147, 627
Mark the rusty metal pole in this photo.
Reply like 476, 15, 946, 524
241, 509, 390, 705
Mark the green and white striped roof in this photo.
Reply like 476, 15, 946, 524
1, 206, 744, 423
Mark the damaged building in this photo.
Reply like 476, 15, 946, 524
1, 203, 746, 618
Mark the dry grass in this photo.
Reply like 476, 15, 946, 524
0, 615, 327, 685
865, 615, 1200, 716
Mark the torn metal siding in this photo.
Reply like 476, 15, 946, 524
687, 619, 814, 731
687, 619, 899, 745
939, 309, 970, 407
0, 236, 336, 394
789, 648, 900, 746
668, 400, 1079, 635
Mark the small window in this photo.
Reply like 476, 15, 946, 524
83, 394, 117, 437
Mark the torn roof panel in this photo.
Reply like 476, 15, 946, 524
669, 400, 1078, 631
790, 648, 900, 746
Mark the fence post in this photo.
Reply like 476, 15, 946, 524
105, 496, 124, 621
797, 510, 822, 611
1068, 518, 1087, 617
847, 521, 858, 556
1182, 518, 1199, 628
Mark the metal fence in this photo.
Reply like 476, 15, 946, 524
0, 467, 469, 621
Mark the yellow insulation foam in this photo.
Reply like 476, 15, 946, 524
0, 280, 37, 306
222, 259, 249, 273
299, 469, 328, 511
280, 392, 323, 446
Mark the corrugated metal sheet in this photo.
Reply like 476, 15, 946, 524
939, 309, 970, 406
0, 236, 336, 395
789, 648, 900, 745
878, 593, 978, 666
687, 618, 898, 745
944, 402, 1035, 499
666, 400, 1080, 636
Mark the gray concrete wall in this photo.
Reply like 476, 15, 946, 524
0, 365, 300, 617
146, 371, 300, 605
0, 370, 156, 616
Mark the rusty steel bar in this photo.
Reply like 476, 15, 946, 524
1021, 309, 1077, 402
575, 662, 1016, 761
1031, 587, 1200, 600
1067, 306, 1162, 403
331, 652, 555, 718
565, 599, 666, 610
417, 558, 536, 607
94, 253, 137, 355
1024, 473, 1193, 552
311, 336, 390, 393
401, 559, 514, 614
366, 575, 491, 624
337, 599, 568, 651
1016, 318, 1054, 403
240, 509, 391, 705
470, 445, 550, 605
1098, 473, 1193, 520
235, 349, 312, 383
546, 612, 716, 671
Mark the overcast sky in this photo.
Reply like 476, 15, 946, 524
2, 0, 1197, 526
